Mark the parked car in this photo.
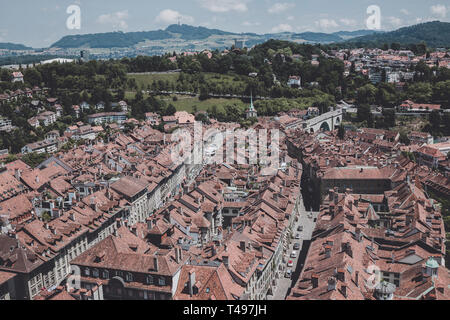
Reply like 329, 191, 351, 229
294, 243, 300, 250
295, 233, 301, 239
287, 260, 294, 267
290, 251, 298, 258
297, 226, 303, 232
285, 269, 292, 279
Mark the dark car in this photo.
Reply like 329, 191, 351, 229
294, 243, 300, 250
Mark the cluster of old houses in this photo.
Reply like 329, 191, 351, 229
331, 47, 450, 87
0, 84, 449, 300
285, 127, 450, 300
0, 116, 306, 301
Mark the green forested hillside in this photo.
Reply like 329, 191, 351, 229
346, 21, 450, 47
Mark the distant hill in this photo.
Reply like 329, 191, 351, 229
346, 21, 450, 47
332, 30, 382, 39
0, 42, 32, 50
165, 24, 235, 40
49, 24, 380, 49
291, 32, 342, 42
49, 22, 450, 50
51, 30, 173, 49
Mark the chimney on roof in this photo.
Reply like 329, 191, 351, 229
273, 193, 278, 202
175, 247, 181, 263
15, 169, 21, 180
154, 256, 159, 272
131, 226, 137, 236
355, 271, 359, 287
240, 241, 246, 252
146, 217, 153, 230
35, 175, 40, 184
189, 270, 196, 297
355, 228, 362, 242
223, 254, 229, 268
311, 274, 319, 288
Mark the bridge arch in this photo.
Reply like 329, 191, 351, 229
320, 121, 331, 132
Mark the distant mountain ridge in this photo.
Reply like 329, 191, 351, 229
50, 24, 381, 49
47, 21, 450, 50
0, 42, 32, 50
345, 21, 450, 47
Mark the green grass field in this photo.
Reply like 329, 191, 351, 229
127, 72, 248, 91
126, 72, 250, 113
125, 91, 247, 113
128, 73, 180, 88
162, 96, 246, 113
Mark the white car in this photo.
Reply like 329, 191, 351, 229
285, 269, 292, 279
295, 233, 301, 239
290, 251, 298, 258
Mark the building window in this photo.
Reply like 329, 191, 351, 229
126, 272, 133, 282
102, 270, 109, 279
146, 275, 154, 285
92, 268, 99, 278
159, 277, 165, 286
84, 268, 90, 276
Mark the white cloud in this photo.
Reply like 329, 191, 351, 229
199, 0, 249, 13
268, 3, 295, 14
385, 16, 404, 28
155, 9, 194, 25
272, 24, 293, 33
242, 21, 261, 27
287, 16, 295, 21
400, 9, 410, 15
430, 4, 447, 19
339, 18, 357, 27
315, 19, 339, 30
97, 10, 129, 29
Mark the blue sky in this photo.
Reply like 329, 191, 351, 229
0, 0, 449, 47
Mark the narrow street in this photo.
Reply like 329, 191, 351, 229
268, 199, 319, 300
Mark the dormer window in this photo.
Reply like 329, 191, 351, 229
92, 268, 99, 277
146, 275, 154, 285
